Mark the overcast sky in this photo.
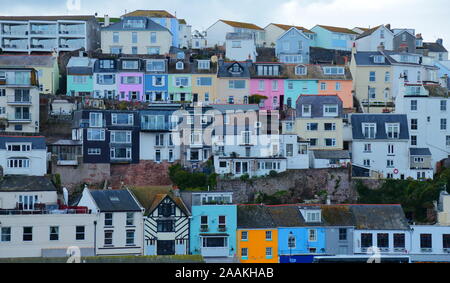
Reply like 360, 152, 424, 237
3, 0, 449, 50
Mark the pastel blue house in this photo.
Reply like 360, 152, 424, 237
276, 27, 311, 64
310, 25, 358, 51
144, 59, 169, 102
186, 192, 237, 260
284, 64, 319, 108
267, 205, 327, 263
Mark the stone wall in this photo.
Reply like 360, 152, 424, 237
52, 162, 110, 190
110, 161, 174, 189
216, 168, 366, 204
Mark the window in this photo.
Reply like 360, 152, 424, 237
309, 138, 318, 147
104, 231, 113, 246
339, 228, 347, 241
288, 235, 296, 249
364, 143, 372, 153
241, 231, 248, 241
441, 100, 447, 111
122, 60, 139, 70
377, 233, 389, 248
324, 123, 336, 131
368, 87, 376, 99
309, 229, 317, 241
394, 233, 405, 249
266, 231, 272, 241
76, 226, 85, 240
113, 32, 119, 43
232, 41, 241, 48
112, 113, 133, 125
443, 234, 450, 249
126, 230, 135, 245
229, 80, 246, 89
50, 226, 59, 241
302, 104, 311, 116
150, 32, 157, 43
241, 248, 248, 258
88, 148, 101, 155
132, 32, 138, 44
1, 227, 11, 242
386, 123, 400, 139
111, 131, 132, 144
196, 77, 212, 86
361, 233, 373, 248
197, 60, 210, 70
411, 135, 417, 146
218, 216, 226, 230
364, 159, 371, 167
323, 67, 344, 75
441, 119, 447, 130
307, 123, 318, 131
388, 144, 394, 155
266, 247, 273, 258
385, 71, 390, 82
105, 213, 113, 226
7, 158, 30, 168
23, 227, 33, 241
411, 100, 418, 111
157, 220, 175, 232
126, 212, 134, 226
201, 216, 208, 230
73, 76, 87, 84
89, 112, 103, 127
320, 82, 327, 90
148, 47, 160, 55
110, 147, 132, 160
323, 104, 338, 116
87, 129, 105, 141
147, 60, 165, 72
387, 160, 394, 168
335, 82, 342, 91
122, 76, 141, 84
155, 134, 164, 146
369, 71, 376, 82
295, 65, 307, 75
288, 81, 294, 90
176, 61, 184, 70
420, 234, 432, 249
374, 55, 385, 63
447, 136, 450, 146
175, 77, 189, 87
325, 138, 337, 147
7, 143, 31, 152
411, 119, 418, 130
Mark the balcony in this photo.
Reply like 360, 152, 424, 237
200, 225, 209, 232
2, 24, 28, 37
141, 121, 171, 132
0, 203, 90, 215
218, 225, 227, 232
59, 23, 85, 37
8, 113, 31, 123
7, 95, 32, 105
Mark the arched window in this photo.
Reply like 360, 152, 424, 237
176, 61, 184, 70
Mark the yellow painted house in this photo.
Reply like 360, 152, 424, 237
0, 54, 60, 94
191, 59, 218, 104
237, 205, 278, 263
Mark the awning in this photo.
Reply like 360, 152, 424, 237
199, 233, 229, 237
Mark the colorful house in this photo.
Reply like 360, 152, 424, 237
269, 205, 327, 263
93, 57, 118, 99
284, 64, 353, 109
249, 62, 286, 110
275, 27, 312, 64
144, 58, 169, 102
264, 23, 315, 48
311, 25, 358, 51
66, 54, 95, 97
237, 205, 278, 263
217, 60, 251, 104
183, 192, 237, 262
191, 59, 218, 105
168, 59, 192, 102
117, 58, 144, 101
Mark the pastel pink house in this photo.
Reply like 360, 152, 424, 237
250, 63, 285, 110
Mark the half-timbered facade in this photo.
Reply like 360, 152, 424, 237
144, 194, 191, 255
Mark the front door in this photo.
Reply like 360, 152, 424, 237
157, 240, 175, 255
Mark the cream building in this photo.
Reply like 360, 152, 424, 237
101, 16, 172, 55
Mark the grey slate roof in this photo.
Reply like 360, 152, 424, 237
351, 114, 410, 140
90, 189, 142, 212
410, 148, 432, 156
350, 205, 410, 230
296, 95, 343, 118
0, 176, 56, 192
0, 136, 46, 150
266, 206, 305, 227
237, 205, 276, 229
0, 55, 57, 68
217, 61, 252, 78
313, 150, 351, 160
353, 51, 391, 66
422, 42, 448, 53
102, 16, 171, 33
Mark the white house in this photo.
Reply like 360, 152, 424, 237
410, 225, 450, 262
77, 187, 145, 256
225, 33, 257, 62
355, 25, 394, 52
0, 176, 96, 258
351, 114, 414, 180
206, 20, 265, 48
93, 58, 118, 99
0, 136, 47, 176
394, 82, 450, 171
191, 30, 207, 49
178, 19, 191, 49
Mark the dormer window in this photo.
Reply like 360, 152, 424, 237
302, 104, 311, 117
295, 65, 307, 75
257, 65, 280, 76
176, 61, 184, 70
123, 19, 146, 29
229, 63, 243, 74
323, 104, 338, 117
323, 66, 344, 75
363, 123, 376, 139
147, 59, 165, 72
386, 123, 400, 139
300, 209, 321, 223
99, 60, 114, 69
198, 60, 210, 70
373, 55, 385, 63
122, 60, 139, 70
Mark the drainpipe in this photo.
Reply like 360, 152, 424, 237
94, 220, 97, 256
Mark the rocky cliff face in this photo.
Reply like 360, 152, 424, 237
216, 168, 365, 204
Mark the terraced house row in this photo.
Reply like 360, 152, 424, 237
2, 183, 450, 263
